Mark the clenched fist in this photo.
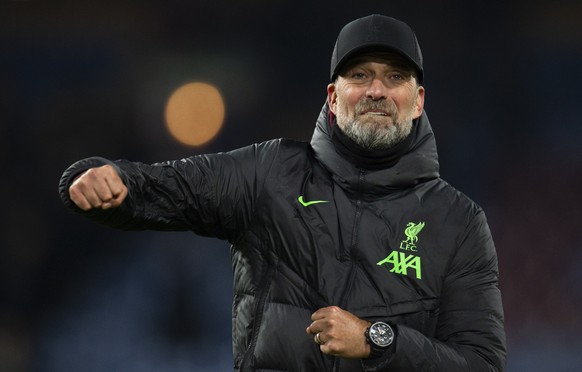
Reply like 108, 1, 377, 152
306, 306, 371, 358
68, 165, 128, 211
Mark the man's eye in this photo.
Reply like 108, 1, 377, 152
351, 72, 367, 79
390, 73, 405, 80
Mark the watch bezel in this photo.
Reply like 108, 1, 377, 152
368, 321, 394, 348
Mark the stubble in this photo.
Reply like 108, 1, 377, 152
335, 95, 417, 150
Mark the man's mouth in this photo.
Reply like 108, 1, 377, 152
361, 110, 389, 116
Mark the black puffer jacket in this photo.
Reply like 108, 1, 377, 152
59, 103, 506, 371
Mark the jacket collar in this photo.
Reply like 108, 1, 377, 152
310, 102, 440, 197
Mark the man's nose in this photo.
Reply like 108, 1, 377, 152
365, 78, 388, 100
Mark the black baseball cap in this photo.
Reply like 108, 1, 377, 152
330, 14, 423, 83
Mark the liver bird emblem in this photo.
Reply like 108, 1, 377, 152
404, 222, 425, 244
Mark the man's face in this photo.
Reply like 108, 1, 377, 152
327, 52, 425, 150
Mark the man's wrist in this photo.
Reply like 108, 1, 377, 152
364, 321, 395, 359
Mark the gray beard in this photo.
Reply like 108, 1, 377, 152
336, 114, 413, 150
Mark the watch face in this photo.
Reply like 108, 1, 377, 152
369, 322, 394, 347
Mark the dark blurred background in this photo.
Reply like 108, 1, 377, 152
1, 0, 581, 371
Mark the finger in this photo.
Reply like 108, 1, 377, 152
317, 333, 342, 356
88, 184, 113, 209
319, 342, 339, 356
88, 165, 128, 207
306, 320, 322, 335
100, 165, 124, 195
314, 332, 327, 346
93, 181, 115, 203
72, 185, 106, 209
69, 173, 108, 210
68, 185, 93, 211
310, 306, 333, 321
97, 165, 128, 208
103, 173, 128, 208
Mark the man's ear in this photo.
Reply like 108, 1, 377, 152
413, 85, 425, 119
327, 83, 337, 114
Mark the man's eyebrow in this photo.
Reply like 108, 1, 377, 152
350, 62, 414, 75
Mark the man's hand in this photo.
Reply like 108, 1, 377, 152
306, 306, 371, 358
68, 165, 128, 211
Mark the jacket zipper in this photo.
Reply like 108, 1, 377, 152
333, 171, 365, 372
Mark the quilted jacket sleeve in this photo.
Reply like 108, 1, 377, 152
58, 140, 280, 243
362, 210, 506, 371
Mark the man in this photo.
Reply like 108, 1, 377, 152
59, 14, 506, 371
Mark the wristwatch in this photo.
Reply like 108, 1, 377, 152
364, 321, 394, 359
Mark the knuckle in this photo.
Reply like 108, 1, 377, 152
85, 168, 98, 179
69, 188, 85, 202
101, 164, 113, 174
102, 164, 117, 177
68, 186, 79, 197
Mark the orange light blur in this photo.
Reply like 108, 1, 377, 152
164, 82, 225, 146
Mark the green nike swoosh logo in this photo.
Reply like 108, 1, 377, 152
298, 195, 329, 207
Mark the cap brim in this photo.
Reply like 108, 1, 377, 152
332, 43, 423, 82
